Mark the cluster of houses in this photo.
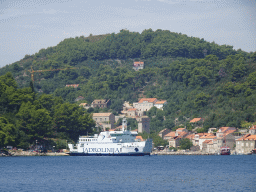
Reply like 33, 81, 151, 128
78, 97, 256, 155
79, 98, 167, 134
72, 61, 256, 155
159, 122, 256, 155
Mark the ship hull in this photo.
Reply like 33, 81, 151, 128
68, 152, 150, 156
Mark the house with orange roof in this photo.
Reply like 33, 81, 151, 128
190, 118, 204, 123
133, 98, 158, 116
133, 61, 144, 71
249, 125, 256, 135
192, 133, 213, 146
169, 136, 181, 148
159, 128, 172, 139
127, 108, 137, 117
189, 118, 204, 128
163, 131, 176, 140
66, 84, 79, 88
154, 100, 167, 110
135, 136, 144, 142
162, 128, 189, 148
93, 113, 115, 131
175, 128, 188, 136
79, 103, 90, 109
199, 135, 217, 150
202, 139, 218, 153
75, 96, 84, 102
236, 134, 256, 154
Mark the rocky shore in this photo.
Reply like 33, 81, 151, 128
151, 151, 217, 155
0, 150, 69, 157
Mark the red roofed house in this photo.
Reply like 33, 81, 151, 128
163, 131, 176, 140
79, 103, 90, 109
236, 134, 256, 154
159, 128, 172, 139
133, 61, 144, 71
164, 128, 188, 148
66, 84, 79, 88
249, 125, 256, 135
127, 108, 137, 117
189, 118, 204, 128
154, 100, 167, 110
199, 134, 216, 150
133, 98, 158, 116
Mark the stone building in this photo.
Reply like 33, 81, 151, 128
126, 108, 137, 117
137, 116, 150, 134
133, 98, 158, 116
249, 125, 256, 135
236, 134, 256, 154
79, 103, 91, 109
92, 113, 115, 131
91, 99, 111, 108
159, 128, 171, 139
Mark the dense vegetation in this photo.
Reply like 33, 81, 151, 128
0, 29, 256, 148
0, 73, 95, 149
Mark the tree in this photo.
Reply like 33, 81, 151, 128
0, 117, 17, 147
179, 138, 193, 150
53, 103, 95, 141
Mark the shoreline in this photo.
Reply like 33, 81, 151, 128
0, 151, 69, 157
151, 151, 217, 155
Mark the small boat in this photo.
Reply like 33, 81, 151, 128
220, 146, 230, 155
251, 149, 256, 155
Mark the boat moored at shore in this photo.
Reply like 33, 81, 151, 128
220, 146, 230, 155
68, 118, 152, 156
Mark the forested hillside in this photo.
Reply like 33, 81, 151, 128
0, 29, 256, 148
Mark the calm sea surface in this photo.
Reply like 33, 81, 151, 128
0, 155, 255, 192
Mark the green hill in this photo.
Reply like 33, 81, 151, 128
0, 29, 256, 148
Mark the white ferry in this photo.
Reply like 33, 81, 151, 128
68, 118, 152, 156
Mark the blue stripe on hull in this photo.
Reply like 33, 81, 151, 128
68, 153, 150, 156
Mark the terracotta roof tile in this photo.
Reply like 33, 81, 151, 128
186, 134, 195, 139
236, 134, 251, 141
135, 136, 144, 141
138, 98, 158, 103
190, 118, 203, 123
127, 108, 137, 111
93, 113, 113, 117
155, 100, 167, 104
165, 131, 176, 137
250, 125, 256, 130
219, 127, 236, 133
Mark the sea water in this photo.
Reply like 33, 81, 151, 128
1, 155, 255, 192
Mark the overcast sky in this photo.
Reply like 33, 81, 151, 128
0, 0, 255, 68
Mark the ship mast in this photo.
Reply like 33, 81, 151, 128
122, 118, 127, 131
